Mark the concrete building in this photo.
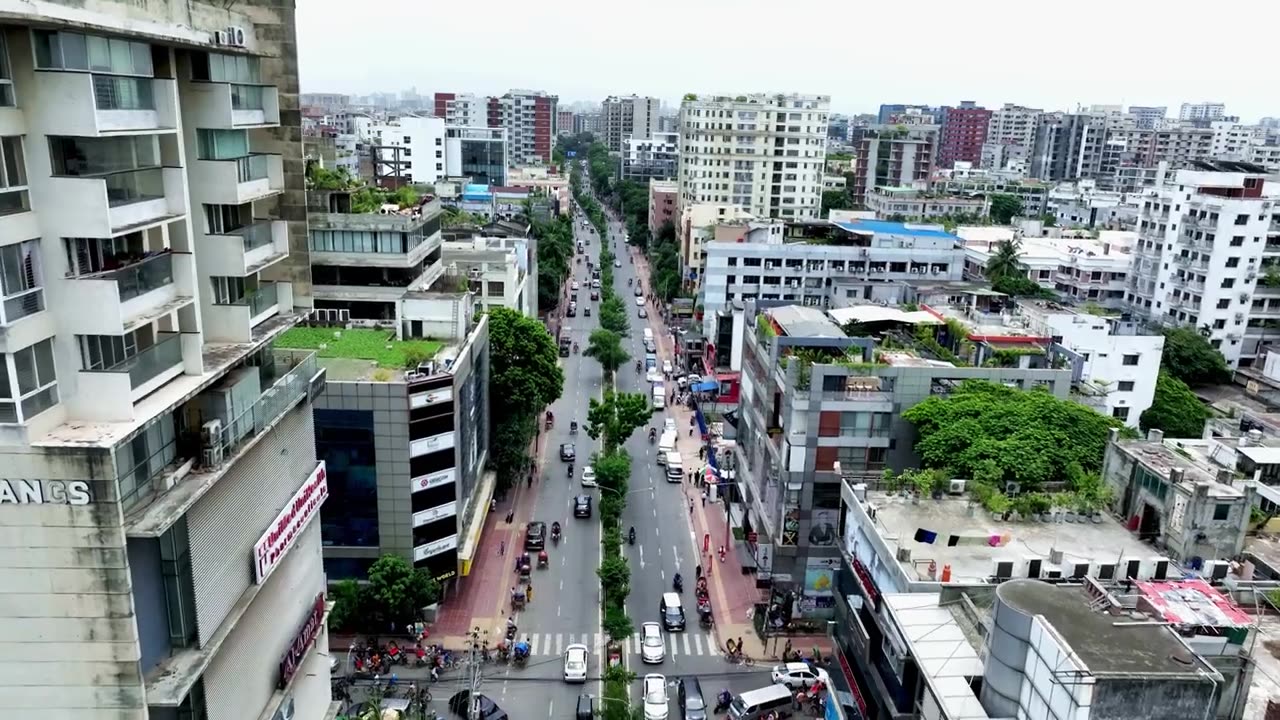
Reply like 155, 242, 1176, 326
852, 126, 937, 204
986, 103, 1043, 155
939, 173, 1049, 217
1142, 125, 1214, 169
962, 228, 1137, 309
936, 102, 991, 169
1127, 162, 1280, 367
0, 3, 338, 720
301, 92, 349, 111
444, 126, 508, 186
620, 130, 678, 181
1210, 122, 1266, 160
864, 185, 989, 221
1044, 181, 1143, 230
1129, 105, 1168, 129
573, 112, 603, 136
556, 109, 574, 137
1030, 112, 1107, 182
678, 93, 830, 220
1180, 101, 1227, 123
876, 103, 939, 124
441, 234, 535, 317
648, 179, 679, 234
601, 94, 660, 153
432, 92, 484, 127
678, 203, 769, 289
302, 316, 490, 587
368, 115, 447, 186
494, 89, 557, 166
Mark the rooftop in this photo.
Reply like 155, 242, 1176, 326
995, 579, 1215, 677
832, 218, 959, 240
765, 305, 845, 338
864, 492, 1155, 583
881, 593, 986, 720
1134, 578, 1253, 628
276, 327, 442, 382
1112, 437, 1245, 498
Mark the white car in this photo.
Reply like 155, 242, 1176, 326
663, 419, 677, 433
592, 279, 601, 288
571, 281, 580, 290
770, 662, 830, 690
642, 674, 669, 720
581, 465, 597, 487
640, 622, 665, 664
662, 361, 673, 374
638, 308, 648, 318
614, 259, 622, 268
635, 296, 645, 307
564, 643, 589, 683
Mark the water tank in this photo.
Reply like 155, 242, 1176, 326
980, 579, 1038, 717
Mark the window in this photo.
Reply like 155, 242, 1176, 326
0, 338, 59, 423
50, 135, 158, 176
1122, 354, 1139, 366
79, 327, 154, 371
1213, 503, 1230, 521
195, 52, 260, 84
0, 31, 13, 106
1111, 407, 1130, 421
1235, 214, 1249, 226
1221, 278, 1235, 289
1217, 299, 1231, 309
0, 239, 44, 323
196, 129, 249, 160
1118, 381, 1135, 392
34, 31, 153, 77
1226, 257, 1240, 268
117, 413, 177, 510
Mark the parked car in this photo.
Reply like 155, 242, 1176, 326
770, 662, 830, 690
581, 465, 597, 487
643, 674, 669, 720
525, 521, 546, 550
564, 644, 589, 683
573, 495, 593, 518
641, 622, 665, 664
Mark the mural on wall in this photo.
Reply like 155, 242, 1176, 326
798, 556, 839, 618
780, 506, 800, 546
809, 509, 838, 546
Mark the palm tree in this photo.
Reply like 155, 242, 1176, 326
985, 238, 1024, 280
584, 329, 629, 379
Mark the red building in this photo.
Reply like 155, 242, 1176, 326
937, 102, 991, 168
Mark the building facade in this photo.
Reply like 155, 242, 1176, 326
648, 179, 679, 234
602, 94, 660, 153
1180, 101, 1227, 123
445, 126, 508, 186
494, 89, 557, 166
433, 92, 485, 127
620, 130, 678, 181
678, 93, 830, 220
0, 3, 336, 720
369, 115, 448, 186
936, 102, 991, 169
441, 235, 535, 317
852, 127, 937, 204
1030, 112, 1107, 182
556, 110, 574, 137
986, 103, 1043, 155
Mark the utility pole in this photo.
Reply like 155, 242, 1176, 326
467, 625, 482, 720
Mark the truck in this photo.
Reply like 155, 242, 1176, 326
558, 330, 571, 357
651, 382, 665, 410
664, 452, 683, 482
657, 429, 677, 463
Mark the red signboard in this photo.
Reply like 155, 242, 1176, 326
747, 532, 758, 543
279, 593, 326, 689
852, 557, 881, 609
254, 462, 328, 584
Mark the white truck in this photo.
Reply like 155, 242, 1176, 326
657, 430, 677, 463
651, 382, 665, 409
664, 452, 683, 482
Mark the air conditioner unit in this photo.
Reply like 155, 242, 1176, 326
991, 560, 1016, 581
1005, 481, 1021, 495
337, 309, 351, 323
1042, 568, 1063, 579
1063, 562, 1091, 579
200, 419, 224, 467
1123, 558, 1142, 580
1147, 558, 1170, 581
948, 479, 966, 495
1026, 557, 1043, 578
227, 26, 247, 47
1095, 562, 1117, 580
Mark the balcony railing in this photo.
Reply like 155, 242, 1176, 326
93, 75, 155, 111
1, 288, 44, 324
105, 167, 166, 207
102, 332, 183, 389
81, 251, 175, 302
245, 282, 279, 317
205, 350, 318, 459
236, 154, 270, 183
227, 220, 275, 252
229, 84, 265, 111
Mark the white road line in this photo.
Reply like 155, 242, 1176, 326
708, 630, 720, 656
693, 634, 704, 655
673, 548, 680, 570
556, 634, 564, 655
668, 635, 677, 657
638, 544, 645, 569
548, 700, 553, 718
660, 569, 665, 581
683, 633, 692, 655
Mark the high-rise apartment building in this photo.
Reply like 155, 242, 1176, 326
1180, 101, 1227, 123
574, 112, 603, 135
621, 131, 679, 181
0, 3, 336, 720
852, 126, 937, 203
445, 126, 509, 185
1127, 162, 1279, 367
1128, 105, 1168, 129
936, 102, 991, 168
986, 103, 1043, 153
368, 115, 448, 186
877, 103, 938, 124
677, 93, 830, 220
436, 90, 557, 166
433, 92, 485, 127
601, 94, 660, 153
1030, 112, 1107, 182
557, 110, 574, 137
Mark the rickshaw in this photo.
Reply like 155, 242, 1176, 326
698, 602, 714, 629
515, 552, 531, 574
569, 421, 578, 435
537, 550, 549, 569
512, 641, 531, 667
518, 563, 532, 585
511, 588, 526, 611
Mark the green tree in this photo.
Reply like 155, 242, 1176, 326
902, 380, 1131, 488
1160, 327, 1231, 387
1140, 372, 1211, 438
366, 554, 440, 627
585, 329, 630, 378
822, 189, 853, 217
985, 238, 1024, 280
989, 194, 1024, 224
599, 295, 629, 335
487, 308, 564, 484
328, 578, 365, 632
593, 450, 632, 521
587, 390, 653, 453
992, 273, 1054, 299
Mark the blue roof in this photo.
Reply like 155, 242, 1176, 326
833, 219, 957, 240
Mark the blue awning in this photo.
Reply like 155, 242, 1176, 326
692, 380, 719, 392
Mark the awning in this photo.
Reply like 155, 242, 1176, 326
692, 380, 719, 392
457, 470, 497, 577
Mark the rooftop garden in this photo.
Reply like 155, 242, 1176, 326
306, 165, 429, 213
277, 327, 441, 371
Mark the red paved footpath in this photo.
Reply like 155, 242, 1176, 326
633, 246, 834, 661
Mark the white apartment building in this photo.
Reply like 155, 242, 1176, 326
436, 92, 485, 127
369, 115, 447, 185
0, 5, 331, 720
678, 203, 763, 286
496, 89, 557, 166
620, 130, 678, 181
1180, 101, 1227, 122
1210, 121, 1266, 160
442, 235, 535, 317
678, 93, 829, 221
864, 185, 989, 221
602, 94, 660, 153
986, 103, 1043, 154
961, 228, 1135, 309
1128, 162, 1279, 367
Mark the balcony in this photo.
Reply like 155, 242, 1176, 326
61, 251, 196, 336
189, 153, 284, 205
31, 72, 178, 136
78, 331, 185, 408
199, 220, 289, 276
182, 80, 280, 128
204, 281, 292, 343
44, 167, 187, 237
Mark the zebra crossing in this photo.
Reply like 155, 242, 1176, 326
505, 631, 721, 658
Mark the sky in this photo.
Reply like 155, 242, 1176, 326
296, 0, 1279, 122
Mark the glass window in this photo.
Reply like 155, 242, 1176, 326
196, 129, 248, 160
61, 32, 88, 70
0, 31, 13, 106
1213, 503, 1230, 521
87, 34, 111, 72
50, 135, 159, 176
0, 239, 41, 297
1, 338, 59, 423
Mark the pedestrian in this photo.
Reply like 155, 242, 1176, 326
718, 545, 727, 562
689, 427, 693, 437
527, 475, 533, 489
699, 446, 706, 460
505, 510, 514, 524
490, 498, 496, 513
701, 490, 707, 507
689, 499, 694, 515
696, 564, 702, 579
526, 582, 534, 603
690, 416, 696, 427
499, 540, 505, 556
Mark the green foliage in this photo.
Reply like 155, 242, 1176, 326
902, 380, 1130, 488
992, 273, 1056, 299
587, 390, 653, 453
989, 194, 1024, 224
822, 189, 854, 217
328, 578, 364, 632
913, 324, 966, 365
645, 220, 683, 301
1160, 327, 1231, 387
487, 308, 564, 486
599, 295, 630, 335
683, 93, 698, 101
365, 554, 440, 627
306, 164, 357, 190
1140, 371, 1211, 438
531, 214, 576, 312
985, 238, 1025, 281
277, 327, 440, 368
586, 328, 630, 378
1041, 214, 1057, 227
442, 207, 483, 228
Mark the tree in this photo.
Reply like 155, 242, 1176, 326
992, 273, 1054, 299
587, 390, 653, 453
822, 189, 853, 217
599, 295, 629, 335
902, 380, 1131, 488
985, 238, 1024, 281
1160, 327, 1231, 387
328, 578, 365, 632
366, 554, 440, 627
487, 307, 564, 484
989, 194, 1024, 224
585, 329, 629, 378
1140, 372, 1211, 438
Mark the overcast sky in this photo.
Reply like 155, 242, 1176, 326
296, 0, 1278, 121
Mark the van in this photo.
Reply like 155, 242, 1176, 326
657, 430, 677, 462
575, 695, 594, 720
643, 328, 654, 342
659, 592, 685, 631
652, 384, 665, 410
665, 452, 683, 482
727, 685, 793, 720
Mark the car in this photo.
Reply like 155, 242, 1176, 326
662, 361, 673, 374
573, 495, 593, 518
564, 643, 589, 683
560, 443, 576, 461
635, 296, 645, 307
571, 281, 580, 290
448, 691, 508, 720
643, 674, 669, 720
663, 419, 677, 433
676, 677, 708, 720
769, 662, 831, 690
592, 279, 601, 288
614, 259, 622, 268
640, 622, 665, 664
634, 286, 643, 297
581, 465, 597, 486
638, 308, 648, 318
585, 307, 592, 317
591, 290, 600, 300
525, 521, 546, 550
644, 339, 656, 353
567, 303, 577, 317
659, 592, 685, 631
676, 376, 688, 389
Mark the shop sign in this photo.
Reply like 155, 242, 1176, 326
410, 387, 453, 409
413, 533, 459, 561
0, 479, 92, 506
254, 462, 328, 584
412, 500, 458, 528
410, 431, 455, 457
411, 468, 456, 493
279, 593, 326, 689
852, 556, 881, 610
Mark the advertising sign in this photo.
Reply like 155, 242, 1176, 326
254, 462, 328, 584
410, 387, 453, 409
279, 593, 326, 689
809, 509, 838, 546
0, 479, 92, 505
411, 468, 456, 493
799, 557, 839, 618
412, 501, 458, 528
413, 533, 459, 561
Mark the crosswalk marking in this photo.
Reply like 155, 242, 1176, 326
683, 633, 692, 655
514, 631, 720, 657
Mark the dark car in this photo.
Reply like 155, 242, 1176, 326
560, 443, 576, 461
525, 521, 546, 550
677, 677, 707, 720
573, 495, 592, 518
660, 592, 686, 631
449, 691, 507, 720
585, 307, 592, 317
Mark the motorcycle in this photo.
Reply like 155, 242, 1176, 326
567, 464, 574, 479
673, 574, 683, 593
635, 360, 642, 373
573, 342, 580, 354
628, 527, 636, 545
714, 690, 732, 714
